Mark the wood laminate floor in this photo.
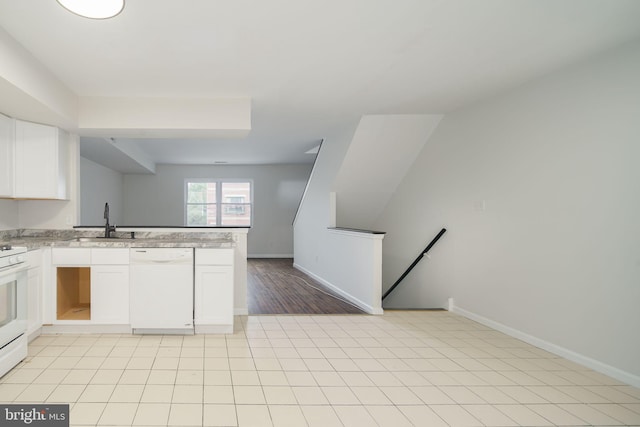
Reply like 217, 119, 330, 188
248, 258, 365, 315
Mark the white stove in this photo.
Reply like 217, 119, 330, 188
0, 245, 27, 269
0, 244, 28, 378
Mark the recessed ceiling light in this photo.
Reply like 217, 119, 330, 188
57, 0, 125, 19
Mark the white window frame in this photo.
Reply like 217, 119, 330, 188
184, 179, 253, 227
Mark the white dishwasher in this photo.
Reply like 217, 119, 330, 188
130, 248, 194, 334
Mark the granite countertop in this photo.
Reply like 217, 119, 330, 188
54, 238, 234, 249
1, 229, 236, 250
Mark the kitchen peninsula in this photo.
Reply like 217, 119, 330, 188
0, 227, 248, 340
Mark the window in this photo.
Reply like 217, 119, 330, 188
185, 180, 252, 226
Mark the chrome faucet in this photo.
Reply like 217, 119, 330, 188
104, 202, 116, 238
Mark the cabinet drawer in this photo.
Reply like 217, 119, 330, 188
52, 248, 91, 265
196, 248, 234, 265
91, 248, 129, 265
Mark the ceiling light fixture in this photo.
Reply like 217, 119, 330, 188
57, 0, 125, 19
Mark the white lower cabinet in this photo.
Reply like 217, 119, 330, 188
26, 249, 43, 339
91, 265, 129, 324
90, 248, 129, 325
195, 249, 234, 333
50, 248, 129, 325
48, 246, 232, 332
51, 248, 91, 323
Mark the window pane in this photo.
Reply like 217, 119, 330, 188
221, 204, 251, 226
225, 196, 245, 204
187, 204, 217, 226
187, 182, 216, 203
187, 204, 205, 225
222, 182, 250, 201
205, 204, 218, 225
221, 182, 251, 226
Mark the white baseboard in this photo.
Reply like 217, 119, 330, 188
27, 327, 42, 343
42, 324, 132, 334
451, 304, 640, 389
133, 328, 194, 335
195, 324, 233, 334
248, 254, 293, 259
293, 263, 383, 315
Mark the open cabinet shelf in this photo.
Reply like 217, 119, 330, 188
56, 267, 91, 321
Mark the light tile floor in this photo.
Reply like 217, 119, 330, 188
1, 311, 639, 426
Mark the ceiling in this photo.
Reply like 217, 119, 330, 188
1, 0, 640, 170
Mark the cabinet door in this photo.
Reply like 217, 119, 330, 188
194, 265, 234, 326
91, 265, 129, 324
14, 120, 68, 199
26, 249, 43, 336
27, 266, 42, 337
0, 113, 14, 197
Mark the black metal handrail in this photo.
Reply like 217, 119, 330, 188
382, 228, 447, 301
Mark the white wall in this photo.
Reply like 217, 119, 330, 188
375, 40, 640, 384
332, 114, 442, 229
295, 229, 384, 314
0, 27, 76, 129
123, 164, 312, 257
293, 123, 358, 269
80, 157, 124, 226
0, 200, 18, 230
78, 97, 251, 139
294, 122, 396, 312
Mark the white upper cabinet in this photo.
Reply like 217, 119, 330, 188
14, 119, 70, 200
0, 113, 15, 197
